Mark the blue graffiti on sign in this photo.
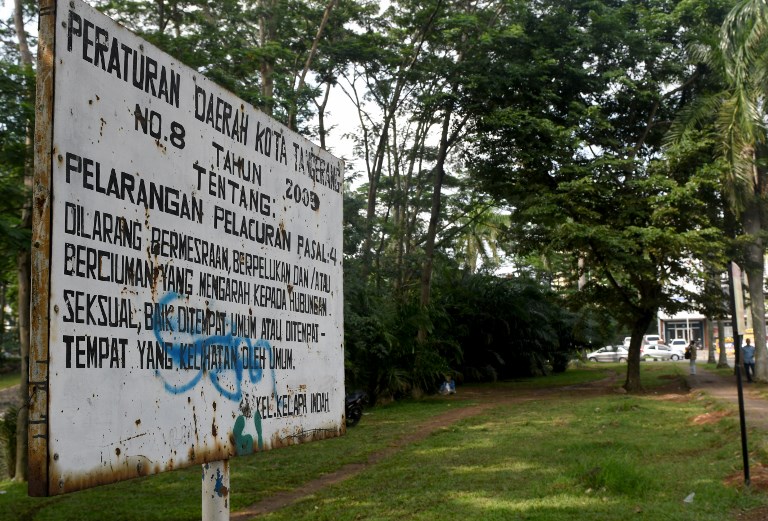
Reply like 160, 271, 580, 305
151, 292, 278, 402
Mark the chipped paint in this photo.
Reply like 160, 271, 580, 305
31, 0, 344, 497
202, 460, 229, 520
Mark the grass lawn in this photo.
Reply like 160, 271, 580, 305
0, 371, 19, 391
1, 364, 766, 521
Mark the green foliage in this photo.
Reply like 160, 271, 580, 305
344, 258, 455, 402
95, 0, 375, 130
459, 0, 733, 391
0, 29, 35, 354
344, 248, 585, 401
0, 406, 17, 479
0, 58, 34, 256
436, 272, 581, 381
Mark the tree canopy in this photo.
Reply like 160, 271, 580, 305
0, 0, 759, 428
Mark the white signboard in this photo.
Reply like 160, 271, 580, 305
34, 0, 344, 495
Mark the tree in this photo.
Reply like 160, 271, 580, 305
467, 0, 730, 391
717, 0, 768, 382
0, 0, 35, 481
96, 0, 363, 132
440, 198, 510, 274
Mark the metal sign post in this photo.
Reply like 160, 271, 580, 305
31, 0, 345, 502
202, 460, 230, 520
728, 261, 750, 486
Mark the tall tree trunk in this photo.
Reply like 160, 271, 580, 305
417, 108, 452, 342
624, 310, 655, 392
742, 195, 767, 382
395, 120, 427, 293
360, 89, 403, 279
288, 0, 336, 130
259, 0, 276, 116
717, 319, 730, 368
15, 244, 30, 481
360, 3, 443, 280
13, 0, 33, 65
706, 318, 716, 364
14, 0, 33, 483
313, 83, 332, 150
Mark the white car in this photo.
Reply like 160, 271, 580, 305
669, 339, 688, 349
587, 346, 629, 363
643, 343, 684, 361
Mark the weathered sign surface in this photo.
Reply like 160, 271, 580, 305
30, 0, 344, 496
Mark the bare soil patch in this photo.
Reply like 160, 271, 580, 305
691, 410, 733, 425
729, 465, 768, 521
725, 464, 768, 492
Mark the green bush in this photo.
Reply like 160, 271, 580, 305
343, 257, 587, 401
436, 272, 581, 380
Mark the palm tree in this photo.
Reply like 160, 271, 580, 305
448, 204, 510, 274
719, 0, 768, 382
670, 1, 768, 382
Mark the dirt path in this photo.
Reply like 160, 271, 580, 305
687, 368, 768, 521
687, 368, 768, 431
232, 373, 629, 520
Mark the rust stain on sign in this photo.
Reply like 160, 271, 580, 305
31, 0, 344, 498
29, 0, 57, 498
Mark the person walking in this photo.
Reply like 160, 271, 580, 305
688, 340, 697, 375
742, 338, 756, 383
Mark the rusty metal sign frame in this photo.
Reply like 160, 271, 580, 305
29, 0, 55, 498
30, 0, 345, 497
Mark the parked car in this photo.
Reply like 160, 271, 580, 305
669, 339, 688, 349
623, 337, 631, 348
586, 346, 629, 363
669, 346, 686, 359
642, 343, 683, 361
643, 334, 662, 345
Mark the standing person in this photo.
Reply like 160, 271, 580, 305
688, 340, 697, 375
742, 338, 756, 383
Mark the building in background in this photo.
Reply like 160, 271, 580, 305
657, 309, 707, 348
